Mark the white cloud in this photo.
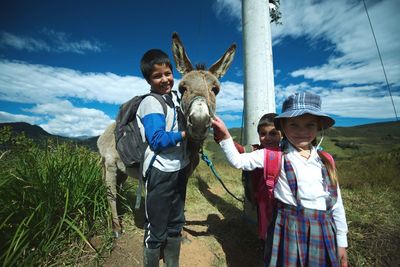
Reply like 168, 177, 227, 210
0, 60, 146, 137
0, 111, 41, 124
0, 59, 149, 105
216, 81, 244, 113
213, 0, 242, 24
40, 28, 103, 54
323, 88, 400, 119
219, 113, 242, 121
274, 83, 400, 119
27, 100, 113, 137
0, 32, 51, 52
272, 0, 400, 86
214, 0, 400, 87
0, 29, 104, 54
213, 0, 400, 120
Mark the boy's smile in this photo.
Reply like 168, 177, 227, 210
258, 125, 281, 148
149, 63, 174, 94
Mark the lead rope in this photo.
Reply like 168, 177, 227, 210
200, 148, 244, 203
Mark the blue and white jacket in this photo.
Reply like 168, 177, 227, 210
136, 91, 190, 176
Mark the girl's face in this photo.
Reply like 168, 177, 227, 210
258, 125, 281, 148
149, 63, 174, 94
282, 114, 319, 150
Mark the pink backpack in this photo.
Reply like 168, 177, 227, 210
259, 148, 335, 240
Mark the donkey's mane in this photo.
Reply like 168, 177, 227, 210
195, 63, 206, 70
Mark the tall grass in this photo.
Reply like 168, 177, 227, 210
337, 149, 400, 266
0, 129, 112, 266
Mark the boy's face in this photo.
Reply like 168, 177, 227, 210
282, 114, 319, 150
258, 125, 281, 148
149, 63, 174, 94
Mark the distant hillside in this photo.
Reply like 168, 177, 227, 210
0, 122, 99, 151
1, 120, 399, 157
205, 120, 400, 161
0, 122, 53, 139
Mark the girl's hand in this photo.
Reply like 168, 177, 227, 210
211, 116, 231, 142
338, 247, 348, 267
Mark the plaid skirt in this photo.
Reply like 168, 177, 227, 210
264, 202, 339, 267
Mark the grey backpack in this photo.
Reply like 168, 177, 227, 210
114, 93, 167, 167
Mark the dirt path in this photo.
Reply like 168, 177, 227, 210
101, 227, 215, 267
101, 212, 264, 266
101, 178, 264, 267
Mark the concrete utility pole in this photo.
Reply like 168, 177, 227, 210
241, 0, 277, 226
242, 0, 276, 145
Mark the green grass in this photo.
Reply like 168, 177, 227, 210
1, 121, 399, 266
337, 148, 400, 265
0, 129, 113, 266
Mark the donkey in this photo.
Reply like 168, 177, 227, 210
97, 32, 236, 237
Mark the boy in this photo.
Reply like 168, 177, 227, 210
137, 49, 190, 267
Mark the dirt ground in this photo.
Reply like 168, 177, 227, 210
101, 217, 264, 267
101, 228, 215, 267
101, 179, 264, 267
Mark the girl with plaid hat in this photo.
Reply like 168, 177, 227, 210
212, 92, 348, 267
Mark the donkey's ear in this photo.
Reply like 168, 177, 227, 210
208, 44, 236, 79
172, 32, 194, 75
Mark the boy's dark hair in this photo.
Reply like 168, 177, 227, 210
140, 49, 173, 82
257, 113, 278, 133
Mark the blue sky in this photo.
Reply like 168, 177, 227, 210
0, 0, 399, 137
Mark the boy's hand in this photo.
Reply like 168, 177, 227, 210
211, 116, 231, 142
338, 247, 348, 267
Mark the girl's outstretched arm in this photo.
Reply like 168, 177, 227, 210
338, 247, 348, 267
211, 116, 231, 142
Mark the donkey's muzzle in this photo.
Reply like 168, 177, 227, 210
186, 97, 212, 141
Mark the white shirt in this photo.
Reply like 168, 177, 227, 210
219, 137, 348, 247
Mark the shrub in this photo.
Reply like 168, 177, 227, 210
0, 131, 111, 266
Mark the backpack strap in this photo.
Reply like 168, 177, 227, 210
147, 92, 168, 115
318, 150, 335, 168
263, 147, 282, 196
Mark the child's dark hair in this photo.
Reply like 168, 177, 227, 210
140, 49, 173, 82
257, 113, 278, 133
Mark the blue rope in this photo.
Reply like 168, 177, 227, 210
200, 150, 244, 203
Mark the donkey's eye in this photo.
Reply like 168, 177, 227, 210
179, 85, 187, 94
211, 86, 219, 95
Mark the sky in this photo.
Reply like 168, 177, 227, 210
0, 0, 399, 137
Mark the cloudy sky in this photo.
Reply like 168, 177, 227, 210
0, 0, 399, 137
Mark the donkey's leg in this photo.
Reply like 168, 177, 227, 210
104, 161, 122, 237
115, 168, 128, 233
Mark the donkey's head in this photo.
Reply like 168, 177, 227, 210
172, 32, 236, 141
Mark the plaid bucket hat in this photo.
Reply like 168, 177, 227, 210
274, 92, 335, 131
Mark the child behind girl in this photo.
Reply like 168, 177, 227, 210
230, 114, 282, 243
212, 92, 348, 267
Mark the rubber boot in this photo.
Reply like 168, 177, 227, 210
143, 247, 160, 267
163, 236, 181, 267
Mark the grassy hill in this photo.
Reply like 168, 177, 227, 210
205, 121, 400, 161
0, 122, 99, 151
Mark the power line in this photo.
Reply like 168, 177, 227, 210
362, 0, 398, 121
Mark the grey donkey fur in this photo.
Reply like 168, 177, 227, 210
97, 32, 236, 237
